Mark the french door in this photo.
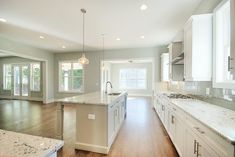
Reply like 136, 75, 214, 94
13, 64, 30, 98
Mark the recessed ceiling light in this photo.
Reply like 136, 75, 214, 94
141, 35, 145, 39
62, 45, 66, 49
140, 4, 148, 11
116, 38, 120, 41
39, 36, 45, 39
0, 18, 7, 23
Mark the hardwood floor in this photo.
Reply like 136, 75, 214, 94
0, 97, 178, 157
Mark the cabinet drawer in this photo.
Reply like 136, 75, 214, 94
185, 114, 233, 157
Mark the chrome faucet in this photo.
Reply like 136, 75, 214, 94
105, 81, 113, 94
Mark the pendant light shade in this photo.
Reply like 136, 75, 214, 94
79, 53, 89, 64
79, 8, 89, 65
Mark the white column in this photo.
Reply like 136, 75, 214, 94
56, 102, 64, 140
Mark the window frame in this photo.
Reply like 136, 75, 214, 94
30, 62, 41, 92
3, 64, 12, 90
213, 0, 235, 89
119, 68, 147, 90
58, 60, 84, 93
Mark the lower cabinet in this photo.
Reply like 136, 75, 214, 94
155, 94, 235, 157
185, 128, 219, 157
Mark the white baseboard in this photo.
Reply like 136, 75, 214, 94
75, 142, 109, 154
44, 98, 54, 104
128, 94, 152, 97
0, 95, 42, 101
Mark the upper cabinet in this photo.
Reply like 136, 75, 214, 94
168, 42, 184, 81
161, 53, 170, 82
184, 14, 213, 81
213, 0, 235, 89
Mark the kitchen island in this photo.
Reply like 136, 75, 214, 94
56, 91, 128, 154
0, 129, 64, 157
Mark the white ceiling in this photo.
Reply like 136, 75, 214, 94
0, 0, 202, 53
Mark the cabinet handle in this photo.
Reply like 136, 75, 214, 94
196, 142, 201, 157
194, 140, 197, 154
228, 56, 233, 71
171, 115, 174, 124
194, 127, 205, 134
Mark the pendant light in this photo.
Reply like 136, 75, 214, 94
78, 8, 89, 65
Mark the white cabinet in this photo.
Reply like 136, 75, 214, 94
161, 53, 169, 82
185, 128, 219, 157
155, 93, 235, 157
175, 114, 185, 157
231, 0, 235, 76
184, 14, 212, 81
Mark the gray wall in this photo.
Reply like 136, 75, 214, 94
0, 56, 43, 100
110, 62, 153, 96
54, 47, 167, 98
0, 36, 54, 102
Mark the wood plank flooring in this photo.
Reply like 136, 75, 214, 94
0, 97, 178, 157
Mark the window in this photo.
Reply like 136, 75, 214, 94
3, 64, 12, 90
31, 63, 41, 91
59, 61, 83, 92
119, 69, 147, 89
213, 0, 235, 88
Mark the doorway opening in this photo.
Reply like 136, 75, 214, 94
100, 58, 155, 97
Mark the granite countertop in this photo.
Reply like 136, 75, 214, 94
0, 129, 64, 157
55, 91, 127, 105
170, 99, 235, 145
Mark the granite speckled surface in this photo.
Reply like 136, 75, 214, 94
170, 99, 235, 145
55, 91, 127, 105
0, 129, 64, 157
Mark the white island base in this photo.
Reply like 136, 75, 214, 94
56, 92, 128, 154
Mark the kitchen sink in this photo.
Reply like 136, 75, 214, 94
108, 92, 121, 96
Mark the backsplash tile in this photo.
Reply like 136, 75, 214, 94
168, 81, 235, 111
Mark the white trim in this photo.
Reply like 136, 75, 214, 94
74, 142, 109, 154
0, 95, 43, 101
127, 93, 152, 97
44, 98, 54, 104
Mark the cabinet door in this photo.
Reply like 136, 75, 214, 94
184, 21, 193, 80
198, 139, 220, 157
108, 105, 115, 142
185, 129, 197, 157
168, 112, 176, 141
231, 0, 235, 77
114, 107, 119, 131
175, 116, 185, 157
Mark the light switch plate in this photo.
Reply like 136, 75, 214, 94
206, 88, 210, 95
88, 114, 95, 120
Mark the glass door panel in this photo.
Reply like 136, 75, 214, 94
13, 66, 20, 96
21, 65, 29, 96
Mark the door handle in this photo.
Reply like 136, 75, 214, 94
171, 115, 174, 124
196, 142, 201, 157
228, 56, 233, 71
194, 140, 197, 154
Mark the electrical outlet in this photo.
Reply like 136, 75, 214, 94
88, 114, 95, 120
206, 88, 210, 95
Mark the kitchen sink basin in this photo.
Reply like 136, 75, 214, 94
108, 92, 121, 96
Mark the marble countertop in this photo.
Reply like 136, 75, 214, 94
55, 91, 127, 105
0, 129, 64, 157
170, 98, 235, 145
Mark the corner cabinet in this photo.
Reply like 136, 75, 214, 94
184, 14, 213, 81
